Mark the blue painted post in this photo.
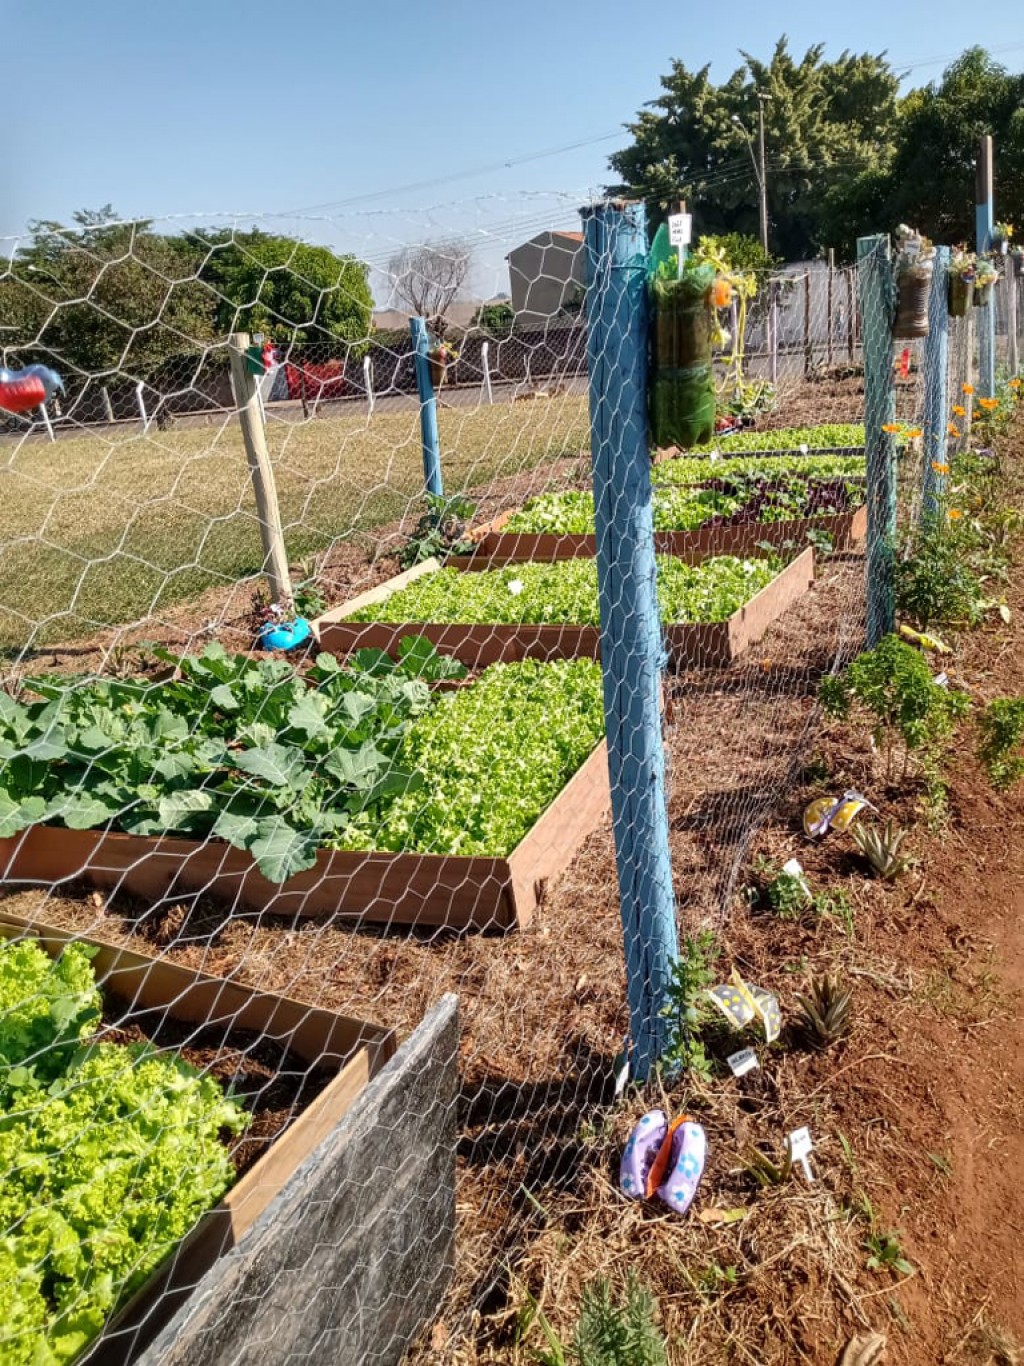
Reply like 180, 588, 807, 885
977, 135, 996, 398
922, 246, 950, 523
410, 317, 443, 497
857, 234, 898, 647
581, 200, 677, 1082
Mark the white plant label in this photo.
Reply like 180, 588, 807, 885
787, 1126, 815, 1182
668, 213, 692, 247
727, 1047, 759, 1077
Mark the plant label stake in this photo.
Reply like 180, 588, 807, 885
668, 212, 692, 279
787, 1126, 815, 1183
727, 1047, 759, 1077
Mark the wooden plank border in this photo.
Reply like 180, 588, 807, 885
313, 547, 816, 670
0, 740, 610, 932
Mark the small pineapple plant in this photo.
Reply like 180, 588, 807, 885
796, 973, 853, 1048
851, 820, 912, 880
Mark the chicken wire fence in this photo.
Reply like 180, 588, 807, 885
0, 202, 1016, 1365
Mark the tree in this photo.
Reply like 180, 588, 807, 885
191, 229, 373, 350
878, 49, 1024, 247
608, 38, 900, 261
387, 238, 473, 331
471, 301, 515, 336
0, 207, 217, 381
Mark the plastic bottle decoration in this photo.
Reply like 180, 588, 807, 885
620, 1110, 707, 1216
972, 258, 999, 309
427, 341, 458, 389
891, 226, 934, 341
0, 364, 64, 415
647, 225, 719, 449
947, 252, 976, 318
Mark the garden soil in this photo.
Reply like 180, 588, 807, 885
2, 401, 1022, 1364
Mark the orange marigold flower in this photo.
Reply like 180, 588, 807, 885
952, 404, 966, 417
962, 383, 975, 395
948, 508, 963, 519
1010, 378, 1021, 389
978, 397, 999, 411
906, 427, 924, 439
881, 422, 902, 433
948, 424, 961, 437
931, 462, 950, 474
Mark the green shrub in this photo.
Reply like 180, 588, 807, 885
895, 523, 987, 630
820, 635, 969, 781
977, 697, 1024, 789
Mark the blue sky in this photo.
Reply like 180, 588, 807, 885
5, 1, 1023, 298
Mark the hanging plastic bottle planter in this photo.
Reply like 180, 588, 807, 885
972, 259, 999, 308
947, 251, 976, 317
647, 230, 720, 450
891, 226, 934, 341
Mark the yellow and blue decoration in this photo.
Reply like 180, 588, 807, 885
706, 969, 781, 1043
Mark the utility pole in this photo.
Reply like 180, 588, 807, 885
756, 93, 769, 256
976, 134, 996, 397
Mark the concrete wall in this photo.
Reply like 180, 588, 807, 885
130, 995, 458, 1366
508, 232, 586, 326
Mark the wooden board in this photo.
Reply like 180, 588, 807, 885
313, 548, 816, 671
456, 505, 866, 566
0, 914, 396, 1366
132, 995, 459, 1366
0, 740, 610, 932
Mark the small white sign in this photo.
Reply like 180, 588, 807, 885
668, 213, 692, 248
727, 1047, 759, 1077
786, 1126, 815, 1182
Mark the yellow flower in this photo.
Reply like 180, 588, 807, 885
948, 424, 961, 438
963, 383, 975, 395
977, 397, 999, 411
952, 404, 966, 417
882, 422, 902, 434
1010, 378, 1021, 390
948, 508, 963, 520
931, 462, 950, 474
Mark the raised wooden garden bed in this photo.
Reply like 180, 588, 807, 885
457, 504, 866, 566
0, 736, 610, 932
313, 547, 815, 671
0, 914, 444, 1366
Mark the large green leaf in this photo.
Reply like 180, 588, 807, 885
322, 742, 388, 789
156, 789, 217, 832
211, 807, 262, 850
286, 692, 329, 740
0, 793, 47, 838
248, 817, 320, 883
233, 743, 307, 788
57, 792, 124, 830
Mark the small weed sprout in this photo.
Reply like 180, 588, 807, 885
864, 1230, 914, 1277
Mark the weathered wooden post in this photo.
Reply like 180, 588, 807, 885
228, 332, 292, 605
581, 200, 677, 1082
410, 317, 443, 497
803, 273, 813, 375
827, 248, 835, 369
1007, 258, 1020, 379
857, 234, 897, 647
922, 246, 950, 522
977, 135, 996, 397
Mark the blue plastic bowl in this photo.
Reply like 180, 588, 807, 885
258, 616, 312, 652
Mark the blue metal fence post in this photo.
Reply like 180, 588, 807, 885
410, 317, 443, 497
977, 134, 996, 398
581, 200, 677, 1082
857, 234, 898, 647
922, 246, 950, 523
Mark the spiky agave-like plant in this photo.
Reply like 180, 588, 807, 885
851, 820, 912, 880
796, 973, 853, 1048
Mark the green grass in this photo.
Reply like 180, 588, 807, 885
0, 396, 590, 652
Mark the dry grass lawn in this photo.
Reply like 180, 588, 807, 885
0, 395, 589, 652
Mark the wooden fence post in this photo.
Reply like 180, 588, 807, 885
581, 200, 677, 1082
410, 318, 443, 498
826, 249, 835, 369
846, 270, 856, 363
228, 332, 292, 605
1007, 262, 1020, 379
977, 135, 996, 396
857, 234, 898, 647
922, 246, 950, 522
803, 274, 813, 375
363, 355, 375, 418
